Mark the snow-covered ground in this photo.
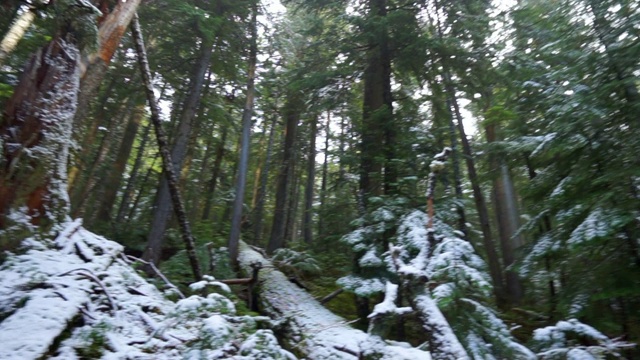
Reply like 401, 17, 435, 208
0, 220, 294, 359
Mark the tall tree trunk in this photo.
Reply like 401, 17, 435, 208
360, 0, 392, 202
228, 2, 258, 266
143, 32, 214, 265
68, 77, 118, 190
267, 93, 303, 254
318, 111, 331, 237
303, 115, 318, 244
94, 103, 145, 224
251, 116, 272, 209
190, 126, 217, 220
430, 1, 505, 302
131, 15, 201, 281
354, 0, 394, 327
252, 115, 277, 244
201, 126, 228, 221
115, 121, 152, 224
284, 162, 301, 244
338, 112, 347, 182
447, 99, 468, 235
486, 124, 525, 305
70, 99, 133, 218
446, 82, 506, 303
126, 154, 159, 224
0, 6, 35, 66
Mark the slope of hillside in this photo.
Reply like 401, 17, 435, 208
0, 219, 294, 359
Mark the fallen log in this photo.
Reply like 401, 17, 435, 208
237, 241, 432, 360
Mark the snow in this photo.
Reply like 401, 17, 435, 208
551, 176, 571, 197
568, 207, 622, 245
532, 319, 633, 359
202, 315, 231, 338
531, 132, 557, 157
188, 275, 232, 293
391, 210, 539, 359
337, 275, 385, 296
368, 282, 412, 319
238, 330, 296, 359
0, 221, 297, 359
414, 294, 470, 360
238, 241, 433, 360
359, 248, 383, 267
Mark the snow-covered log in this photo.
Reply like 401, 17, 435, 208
238, 241, 432, 360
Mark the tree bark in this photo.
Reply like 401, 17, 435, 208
228, 2, 258, 266
303, 115, 318, 244
143, 31, 214, 265
252, 115, 277, 245
284, 162, 301, 244
73, 0, 143, 130
131, 14, 201, 281
0, 34, 81, 242
447, 99, 468, 235
486, 123, 524, 305
446, 84, 506, 303
359, 0, 392, 202
201, 126, 228, 221
267, 93, 303, 254
94, 103, 145, 224
115, 120, 152, 224
318, 111, 331, 237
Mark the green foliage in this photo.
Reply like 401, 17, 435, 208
272, 248, 321, 278
75, 321, 111, 358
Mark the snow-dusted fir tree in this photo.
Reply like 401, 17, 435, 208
339, 148, 534, 359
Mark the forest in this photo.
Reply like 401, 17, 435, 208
0, 0, 639, 358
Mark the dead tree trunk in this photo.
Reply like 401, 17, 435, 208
131, 15, 201, 281
446, 84, 505, 303
0, 30, 88, 247
447, 99, 467, 236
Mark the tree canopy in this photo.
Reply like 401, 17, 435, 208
0, 0, 639, 358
